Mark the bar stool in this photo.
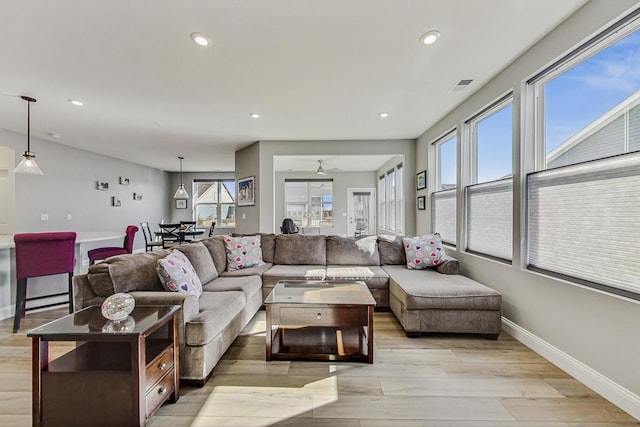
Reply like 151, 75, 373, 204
88, 225, 138, 264
13, 232, 77, 333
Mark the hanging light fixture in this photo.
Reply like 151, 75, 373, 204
173, 156, 189, 199
14, 96, 43, 175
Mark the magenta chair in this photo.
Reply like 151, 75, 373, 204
13, 232, 77, 333
88, 225, 138, 265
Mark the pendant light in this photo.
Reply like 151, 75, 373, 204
173, 156, 189, 199
14, 96, 43, 175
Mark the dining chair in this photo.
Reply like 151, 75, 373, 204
87, 225, 138, 264
208, 221, 216, 237
13, 232, 77, 332
140, 222, 163, 252
159, 223, 182, 248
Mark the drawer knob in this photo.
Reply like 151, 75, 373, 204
158, 362, 167, 371
158, 387, 168, 395
316, 313, 322, 319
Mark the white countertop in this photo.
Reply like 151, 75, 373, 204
0, 232, 124, 249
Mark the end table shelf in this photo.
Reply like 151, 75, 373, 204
28, 305, 181, 427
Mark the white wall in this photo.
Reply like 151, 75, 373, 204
274, 171, 376, 235
416, 0, 640, 417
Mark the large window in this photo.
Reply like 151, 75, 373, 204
527, 14, 640, 298
285, 179, 333, 227
193, 180, 236, 228
465, 96, 513, 261
378, 162, 403, 233
431, 131, 457, 245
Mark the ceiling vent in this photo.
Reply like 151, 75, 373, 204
448, 79, 474, 93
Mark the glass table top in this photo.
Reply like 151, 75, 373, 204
264, 280, 376, 305
27, 305, 180, 337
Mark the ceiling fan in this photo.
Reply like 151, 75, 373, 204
317, 160, 327, 175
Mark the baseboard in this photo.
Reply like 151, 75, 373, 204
502, 317, 640, 420
0, 295, 69, 322
0, 305, 12, 322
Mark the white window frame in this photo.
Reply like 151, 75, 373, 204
192, 180, 236, 228
378, 162, 404, 234
430, 130, 457, 246
284, 179, 333, 227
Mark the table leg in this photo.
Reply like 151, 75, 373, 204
367, 306, 374, 364
265, 305, 272, 361
169, 312, 180, 403
32, 337, 48, 427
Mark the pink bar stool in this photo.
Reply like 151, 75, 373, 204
87, 225, 138, 265
13, 232, 77, 333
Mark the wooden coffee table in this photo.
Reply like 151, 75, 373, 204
265, 280, 376, 363
28, 305, 180, 427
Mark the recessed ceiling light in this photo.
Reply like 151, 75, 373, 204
250, 113, 261, 119
68, 99, 84, 106
190, 32, 211, 46
420, 30, 441, 45
379, 112, 389, 118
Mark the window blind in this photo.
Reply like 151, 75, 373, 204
466, 178, 513, 261
431, 189, 456, 245
527, 152, 640, 297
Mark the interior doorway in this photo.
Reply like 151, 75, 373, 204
347, 188, 375, 237
0, 146, 15, 235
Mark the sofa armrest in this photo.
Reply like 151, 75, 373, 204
129, 291, 199, 347
435, 256, 460, 275
73, 274, 102, 310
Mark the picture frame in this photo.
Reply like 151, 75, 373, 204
111, 196, 122, 207
416, 170, 426, 190
417, 195, 426, 210
133, 192, 143, 201
119, 176, 130, 185
175, 199, 187, 209
237, 176, 255, 206
96, 181, 109, 191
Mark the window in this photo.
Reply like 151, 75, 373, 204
431, 131, 457, 245
527, 12, 640, 299
465, 96, 513, 261
378, 162, 403, 233
193, 180, 236, 228
285, 179, 333, 227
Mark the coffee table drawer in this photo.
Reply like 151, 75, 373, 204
279, 306, 367, 326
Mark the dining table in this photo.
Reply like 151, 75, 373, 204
154, 229, 205, 243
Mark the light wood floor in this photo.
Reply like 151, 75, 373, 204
1, 308, 638, 427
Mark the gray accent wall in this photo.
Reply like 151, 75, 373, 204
415, 0, 640, 414
234, 142, 260, 234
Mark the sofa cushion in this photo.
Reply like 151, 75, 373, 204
200, 236, 228, 274
325, 265, 389, 290
224, 235, 264, 271
378, 235, 406, 265
262, 264, 326, 289
202, 275, 262, 300
274, 234, 326, 265
87, 250, 169, 297
384, 265, 501, 310
402, 234, 446, 269
157, 250, 203, 297
233, 233, 276, 263
176, 242, 218, 283
220, 263, 273, 278
185, 290, 245, 346
326, 235, 380, 266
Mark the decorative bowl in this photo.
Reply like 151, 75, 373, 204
101, 292, 135, 321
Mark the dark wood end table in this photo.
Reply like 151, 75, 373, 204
28, 305, 181, 427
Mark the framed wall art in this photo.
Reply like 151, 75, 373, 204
237, 176, 255, 206
175, 199, 187, 209
417, 195, 426, 210
416, 170, 426, 190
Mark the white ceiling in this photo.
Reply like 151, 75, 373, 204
0, 0, 587, 172
273, 155, 398, 173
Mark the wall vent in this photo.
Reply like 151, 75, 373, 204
448, 79, 474, 93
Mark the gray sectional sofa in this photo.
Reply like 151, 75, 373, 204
73, 233, 502, 385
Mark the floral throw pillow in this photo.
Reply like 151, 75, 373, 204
402, 233, 446, 269
224, 235, 264, 271
157, 250, 203, 297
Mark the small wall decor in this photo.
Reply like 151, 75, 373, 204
237, 176, 255, 206
133, 193, 143, 201
119, 176, 130, 185
96, 181, 109, 191
175, 199, 187, 209
417, 195, 426, 210
416, 170, 426, 190
111, 196, 122, 207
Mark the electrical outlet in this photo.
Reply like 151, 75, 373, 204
67, 213, 73, 221
40, 213, 49, 221
242, 213, 246, 220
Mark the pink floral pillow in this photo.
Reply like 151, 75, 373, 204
402, 233, 446, 269
157, 250, 203, 297
224, 235, 264, 271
